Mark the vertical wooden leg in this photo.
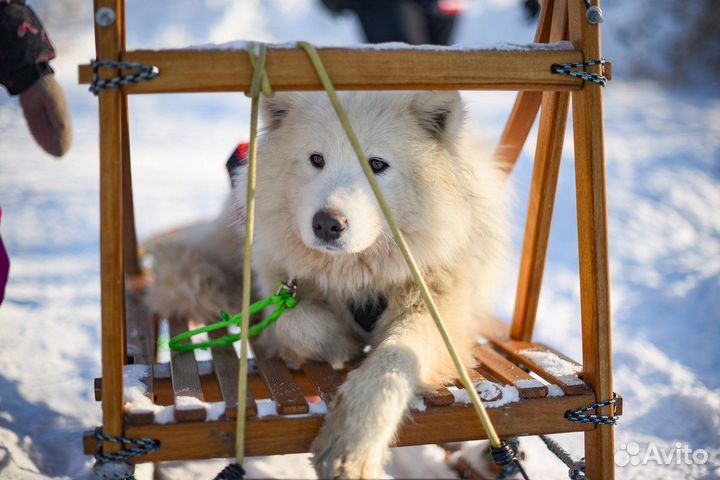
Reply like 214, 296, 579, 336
510, 0, 569, 342
121, 93, 142, 279
569, 1, 615, 478
94, 0, 126, 452
494, 92, 543, 174
510, 91, 569, 341
493, 0, 555, 174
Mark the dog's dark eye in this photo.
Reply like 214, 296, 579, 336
309, 153, 325, 169
369, 157, 389, 174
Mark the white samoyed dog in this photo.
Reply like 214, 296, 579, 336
149, 90, 511, 478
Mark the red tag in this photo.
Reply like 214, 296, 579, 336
236, 143, 249, 162
438, 0, 467, 16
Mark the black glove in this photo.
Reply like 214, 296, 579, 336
1, 0, 71, 156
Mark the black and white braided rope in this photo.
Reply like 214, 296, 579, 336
551, 58, 608, 86
93, 428, 160, 479
565, 393, 620, 425
539, 435, 586, 480
90, 60, 159, 95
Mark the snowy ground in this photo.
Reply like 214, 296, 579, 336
0, 1, 718, 479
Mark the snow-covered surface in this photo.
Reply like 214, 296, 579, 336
0, 1, 718, 479
520, 349, 583, 382
513, 378, 546, 390
447, 381, 520, 408
189, 39, 575, 52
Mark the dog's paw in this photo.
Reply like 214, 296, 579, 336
267, 302, 364, 368
311, 398, 386, 479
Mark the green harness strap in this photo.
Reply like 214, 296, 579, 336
167, 281, 298, 352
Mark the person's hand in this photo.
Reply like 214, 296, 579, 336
18, 73, 71, 157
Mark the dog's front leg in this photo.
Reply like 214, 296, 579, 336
257, 300, 365, 369
311, 310, 454, 479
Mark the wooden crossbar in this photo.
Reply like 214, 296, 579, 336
78, 47, 584, 93
84, 393, 594, 463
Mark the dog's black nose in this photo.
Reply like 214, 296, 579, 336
313, 210, 347, 242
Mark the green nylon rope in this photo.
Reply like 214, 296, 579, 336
297, 41, 503, 449
167, 284, 298, 352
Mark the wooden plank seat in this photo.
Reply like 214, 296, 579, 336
86, 291, 595, 463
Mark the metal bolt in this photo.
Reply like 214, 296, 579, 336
95, 7, 116, 27
586, 5, 604, 24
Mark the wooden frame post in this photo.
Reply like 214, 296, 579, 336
94, 0, 126, 452
121, 95, 142, 279
568, 1, 615, 478
510, 0, 569, 341
493, 0, 554, 172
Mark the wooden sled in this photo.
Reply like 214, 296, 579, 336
85, 302, 602, 462
80, 0, 618, 477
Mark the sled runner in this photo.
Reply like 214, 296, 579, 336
80, 0, 619, 477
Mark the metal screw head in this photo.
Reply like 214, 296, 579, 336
95, 7, 116, 27
586, 5, 604, 24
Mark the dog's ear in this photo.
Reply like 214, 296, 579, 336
411, 91, 464, 143
261, 93, 293, 130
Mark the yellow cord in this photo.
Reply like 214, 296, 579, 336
297, 41, 503, 449
234, 41, 504, 463
235, 43, 273, 465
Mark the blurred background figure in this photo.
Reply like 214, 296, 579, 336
0, 0, 72, 157
523, 0, 540, 18
320, 0, 468, 45
0, 0, 72, 306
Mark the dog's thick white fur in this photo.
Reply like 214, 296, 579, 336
148, 91, 510, 478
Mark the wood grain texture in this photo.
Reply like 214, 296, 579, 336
253, 347, 308, 415
424, 387, 455, 407
568, 0, 615, 477
453, 367, 487, 389
510, 0, 570, 343
208, 329, 257, 419
120, 94, 141, 277
301, 362, 342, 405
473, 344, 548, 398
124, 291, 155, 425
94, 0, 126, 453
493, 0, 555, 172
85, 393, 594, 462
488, 338, 589, 395
168, 317, 207, 422
78, 47, 584, 94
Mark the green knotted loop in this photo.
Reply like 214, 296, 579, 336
167, 281, 297, 352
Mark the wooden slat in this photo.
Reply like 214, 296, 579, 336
208, 329, 257, 418
569, 0, 615, 477
87, 393, 594, 462
78, 47, 584, 94
474, 344, 548, 398
424, 387, 455, 407
168, 317, 207, 422
489, 339, 588, 395
253, 347, 308, 415
301, 362, 342, 405
121, 93, 142, 278
453, 367, 486, 389
493, 0, 555, 172
510, 0, 571, 342
124, 291, 155, 425
95, 0, 126, 453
